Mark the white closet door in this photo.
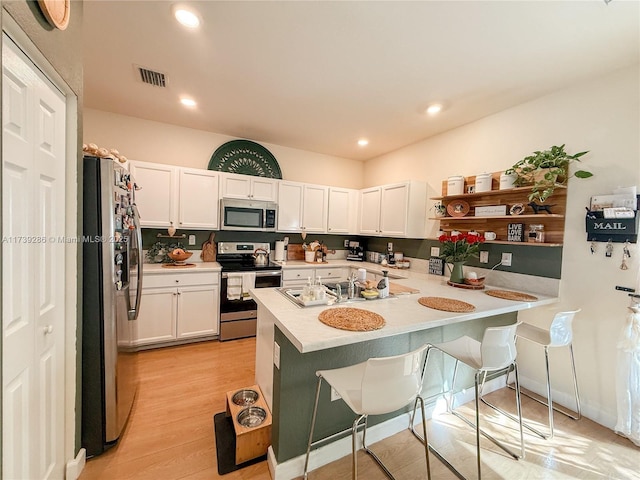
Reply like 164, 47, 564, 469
2, 35, 67, 480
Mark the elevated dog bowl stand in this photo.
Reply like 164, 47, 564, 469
225, 384, 272, 464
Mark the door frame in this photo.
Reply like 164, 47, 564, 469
1, 12, 80, 475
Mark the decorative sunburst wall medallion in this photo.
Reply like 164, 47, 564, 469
208, 140, 282, 179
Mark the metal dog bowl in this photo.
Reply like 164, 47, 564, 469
237, 407, 267, 428
232, 389, 260, 407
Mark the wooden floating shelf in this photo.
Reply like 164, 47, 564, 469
426, 237, 562, 247
431, 184, 568, 201
431, 214, 564, 221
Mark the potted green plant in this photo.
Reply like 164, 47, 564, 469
505, 144, 592, 203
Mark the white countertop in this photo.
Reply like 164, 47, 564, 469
142, 262, 221, 273
251, 273, 557, 353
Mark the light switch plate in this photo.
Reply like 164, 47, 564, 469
273, 342, 280, 369
501, 252, 513, 267
480, 251, 489, 263
188, 234, 196, 245
430, 247, 440, 257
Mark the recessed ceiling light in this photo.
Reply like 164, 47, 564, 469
426, 104, 443, 115
173, 5, 201, 28
358, 139, 369, 146
180, 98, 197, 107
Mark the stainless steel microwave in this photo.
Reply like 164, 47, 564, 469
220, 198, 278, 232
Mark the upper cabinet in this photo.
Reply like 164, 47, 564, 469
220, 172, 278, 202
178, 168, 220, 229
277, 181, 328, 233
359, 181, 427, 238
327, 187, 359, 234
130, 161, 219, 230
130, 161, 177, 228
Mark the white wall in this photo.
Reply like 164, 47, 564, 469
365, 65, 640, 428
83, 108, 365, 189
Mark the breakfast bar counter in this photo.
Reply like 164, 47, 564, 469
252, 271, 557, 479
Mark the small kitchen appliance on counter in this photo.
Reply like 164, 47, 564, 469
346, 241, 364, 261
217, 242, 282, 341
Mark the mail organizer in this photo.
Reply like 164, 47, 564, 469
586, 211, 638, 243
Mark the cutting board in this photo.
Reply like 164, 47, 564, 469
287, 244, 305, 261
389, 282, 420, 295
201, 232, 216, 262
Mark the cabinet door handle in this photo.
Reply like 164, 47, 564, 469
43, 325, 54, 335
175, 279, 179, 283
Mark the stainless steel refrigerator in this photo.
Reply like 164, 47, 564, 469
82, 156, 143, 457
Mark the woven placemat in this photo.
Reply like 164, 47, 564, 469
318, 308, 385, 331
485, 290, 539, 302
418, 297, 475, 313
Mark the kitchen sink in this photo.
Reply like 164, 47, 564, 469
277, 286, 392, 308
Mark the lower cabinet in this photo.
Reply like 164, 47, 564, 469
131, 270, 220, 348
281, 266, 348, 287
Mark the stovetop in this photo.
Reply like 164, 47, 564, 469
216, 241, 282, 272
217, 259, 282, 273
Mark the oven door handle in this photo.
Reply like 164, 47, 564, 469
221, 271, 282, 279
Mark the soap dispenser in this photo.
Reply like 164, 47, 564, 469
378, 270, 390, 298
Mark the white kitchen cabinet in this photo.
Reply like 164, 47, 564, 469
358, 181, 427, 238
130, 161, 220, 230
282, 267, 315, 287
359, 187, 382, 235
328, 187, 359, 234
220, 172, 278, 201
130, 161, 177, 228
131, 271, 219, 347
178, 168, 220, 229
281, 266, 348, 287
277, 181, 328, 233
176, 284, 220, 339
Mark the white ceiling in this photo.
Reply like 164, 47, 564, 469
83, 1, 639, 161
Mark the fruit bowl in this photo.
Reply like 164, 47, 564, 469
167, 249, 193, 264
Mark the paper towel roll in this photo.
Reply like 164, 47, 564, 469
275, 241, 285, 261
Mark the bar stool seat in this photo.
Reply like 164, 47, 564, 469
411, 322, 524, 480
509, 309, 582, 439
303, 345, 431, 480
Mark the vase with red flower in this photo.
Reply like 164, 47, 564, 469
438, 232, 485, 284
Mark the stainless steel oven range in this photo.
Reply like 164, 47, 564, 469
217, 242, 282, 341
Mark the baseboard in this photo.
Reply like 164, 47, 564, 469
518, 375, 617, 429
65, 448, 86, 480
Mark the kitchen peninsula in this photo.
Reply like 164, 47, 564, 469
252, 268, 557, 479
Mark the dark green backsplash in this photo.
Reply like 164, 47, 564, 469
142, 229, 562, 279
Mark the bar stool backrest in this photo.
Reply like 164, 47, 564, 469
480, 323, 521, 371
549, 309, 581, 347
361, 345, 428, 415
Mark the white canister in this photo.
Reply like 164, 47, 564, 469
447, 175, 465, 195
357, 268, 367, 283
500, 171, 518, 190
304, 250, 315, 262
475, 173, 493, 193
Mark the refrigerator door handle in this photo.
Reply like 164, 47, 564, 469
128, 205, 144, 320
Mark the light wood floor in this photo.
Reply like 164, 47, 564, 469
80, 339, 640, 480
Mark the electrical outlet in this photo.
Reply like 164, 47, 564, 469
344, 239, 349, 248
273, 342, 280, 369
501, 252, 513, 267
331, 387, 342, 401
188, 234, 196, 246
387, 242, 393, 252
430, 246, 440, 257
480, 251, 489, 263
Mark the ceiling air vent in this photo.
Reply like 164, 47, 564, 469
136, 66, 167, 87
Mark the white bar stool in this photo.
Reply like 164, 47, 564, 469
508, 309, 582, 439
303, 345, 431, 480
411, 323, 524, 480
